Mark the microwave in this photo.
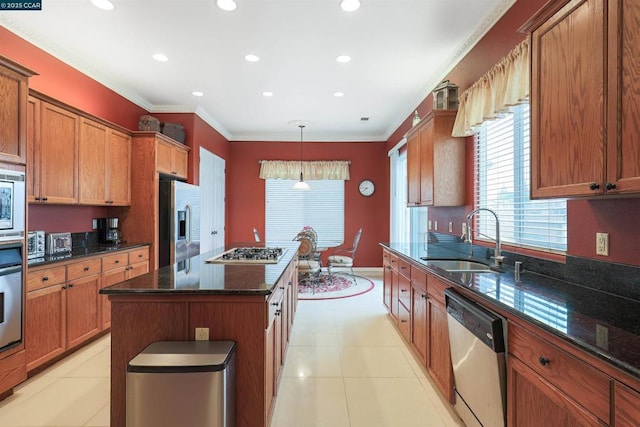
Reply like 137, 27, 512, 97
0, 169, 26, 243
27, 230, 45, 259
46, 232, 72, 255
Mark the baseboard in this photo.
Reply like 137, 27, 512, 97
323, 266, 383, 277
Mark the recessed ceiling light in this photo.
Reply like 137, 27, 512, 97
91, 0, 115, 10
336, 55, 351, 63
192, 91, 204, 97
262, 91, 274, 97
333, 92, 345, 97
217, 0, 237, 11
244, 54, 260, 62
340, 0, 361, 12
152, 53, 169, 62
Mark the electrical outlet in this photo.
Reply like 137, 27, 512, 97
596, 324, 609, 350
428, 220, 432, 230
461, 223, 467, 238
92, 219, 98, 230
448, 222, 453, 233
434, 221, 438, 231
195, 327, 209, 341
596, 232, 609, 256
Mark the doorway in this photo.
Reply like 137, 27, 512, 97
199, 148, 225, 253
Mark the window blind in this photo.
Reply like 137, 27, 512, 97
265, 179, 345, 245
475, 103, 567, 252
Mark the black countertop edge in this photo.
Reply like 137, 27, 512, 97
28, 242, 151, 267
101, 288, 272, 296
380, 243, 640, 381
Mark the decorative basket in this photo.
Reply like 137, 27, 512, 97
138, 115, 161, 132
161, 122, 186, 143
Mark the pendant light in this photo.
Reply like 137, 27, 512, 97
293, 125, 311, 190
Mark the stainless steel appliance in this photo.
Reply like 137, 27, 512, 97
159, 180, 200, 267
0, 169, 26, 243
46, 232, 72, 255
445, 289, 507, 427
0, 242, 23, 351
206, 247, 286, 264
97, 217, 122, 244
27, 230, 45, 259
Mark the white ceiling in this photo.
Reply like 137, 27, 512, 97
1, 0, 513, 141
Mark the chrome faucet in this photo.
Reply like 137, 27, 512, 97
463, 208, 504, 268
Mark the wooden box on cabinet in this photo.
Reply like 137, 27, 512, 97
0, 56, 35, 165
406, 110, 465, 207
526, 0, 640, 197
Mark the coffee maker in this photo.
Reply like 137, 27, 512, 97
97, 217, 122, 245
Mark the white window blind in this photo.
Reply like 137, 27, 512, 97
475, 103, 567, 252
265, 179, 344, 244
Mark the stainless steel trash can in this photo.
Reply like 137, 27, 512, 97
126, 340, 236, 427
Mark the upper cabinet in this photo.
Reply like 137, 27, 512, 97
155, 136, 188, 179
527, 0, 640, 198
407, 110, 465, 207
0, 56, 36, 165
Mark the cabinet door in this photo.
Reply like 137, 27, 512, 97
419, 120, 434, 205
40, 102, 79, 203
156, 139, 173, 175
531, 0, 607, 198
26, 285, 66, 371
508, 356, 603, 427
102, 266, 127, 330
427, 296, 453, 402
265, 320, 276, 420
0, 61, 28, 164
607, 0, 640, 193
66, 274, 101, 348
411, 283, 428, 365
407, 132, 421, 206
108, 129, 131, 205
614, 381, 640, 427
27, 96, 40, 202
79, 118, 108, 205
383, 262, 392, 310
171, 145, 188, 179
128, 260, 149, 278
390, 268, 400, 323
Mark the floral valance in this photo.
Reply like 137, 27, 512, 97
452, 38, 530, 137
259, 160, 350, 180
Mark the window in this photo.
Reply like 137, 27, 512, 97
475, 103, 567, 252
265, 179, 344, 244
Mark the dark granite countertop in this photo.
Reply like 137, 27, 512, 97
100, 241, 300, 296
27, 242, 151, 267
381, 242, 640, 380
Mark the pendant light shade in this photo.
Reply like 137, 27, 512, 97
293, 125, 311, 190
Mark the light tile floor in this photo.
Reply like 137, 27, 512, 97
0, 272, 464, 427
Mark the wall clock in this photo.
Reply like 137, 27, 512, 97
358, 179, 375, 197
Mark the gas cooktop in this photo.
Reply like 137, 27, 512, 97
206, 247, 287, 264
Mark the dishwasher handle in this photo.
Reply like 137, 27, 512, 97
445, 289, 506, 353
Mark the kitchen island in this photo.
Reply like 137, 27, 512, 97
100, 242, 300, 427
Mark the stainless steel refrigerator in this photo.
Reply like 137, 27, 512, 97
159, 180, 201, 268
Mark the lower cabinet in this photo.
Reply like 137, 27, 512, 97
426, 277, 453, 402
65, 273, 101, 349
26, 282, 66, 371
614, 381, 640, 427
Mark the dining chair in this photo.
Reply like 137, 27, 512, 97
294, 230, 322, 292
327, 228, 363, 283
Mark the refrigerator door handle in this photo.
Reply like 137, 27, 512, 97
185, 204, 192, 244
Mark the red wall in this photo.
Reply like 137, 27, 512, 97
227, 141, 389, 267
29, 205, 107, 233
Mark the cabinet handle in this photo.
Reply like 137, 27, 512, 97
115, 260, 120, 264
288, 281, 293, 287
589, 182, 600, 190
35, 197, 41, 201
385, 266, 392, 270
400, 319, 408, 323
539, 356, 550, 366
271, 302, 279, 306
421, 294, 427, 299
139, 254, 143, 258
68, 284, 74, 288
605, 182, 616, 190
84, 266, 90, 271
400, 289, 408, 293
61, 285, 67, 289
42, 276, 49, 281
275, 310, 281, 316
279, 286, 285, 290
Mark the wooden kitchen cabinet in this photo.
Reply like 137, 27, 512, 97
65, 273, 101, 348
410, 268, 428, 365
527, 0, 640, 197
614, 381, 640, 426
0, 56, 35, 165
156, 137, 188, 179
426, 276, 453, 402
78, 118, 131, 206
26, 283, 67, 371
382, 250, 392, 310
406, 110, 465, 207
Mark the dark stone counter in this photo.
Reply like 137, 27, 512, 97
381, 242, 640, 380
100, 241, 300, 296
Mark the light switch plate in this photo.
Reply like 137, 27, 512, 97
434, 221, 438, 231
596, 232, 609, 256
448, 222, 453, 233
428, 220, 432, 230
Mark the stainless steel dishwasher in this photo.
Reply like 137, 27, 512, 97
445, 289, 507, 427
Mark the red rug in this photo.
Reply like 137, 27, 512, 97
298, 274, 375, 300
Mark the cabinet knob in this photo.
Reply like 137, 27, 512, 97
68, 284, 74, 288
400, 289, 408, 293
35, 197, 41, 201
42, 276, 49, 281
139, 254, 143, 258
539, 356, 550, 366
115, 260, 120, 264
84, 266, 90, 271
400, 320, 408, 323
421, 294, 427, 299
61, 285, 67, 289
589, 182, 600, 190
605, 182, 616, 190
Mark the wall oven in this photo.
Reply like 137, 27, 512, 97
0, 169, 26, 243
0, 242, 23, 352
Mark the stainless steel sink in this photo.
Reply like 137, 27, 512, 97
421, 259, 496, 273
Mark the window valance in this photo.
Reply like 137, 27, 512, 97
259, 160, 351, 180
452, 38, 530, 137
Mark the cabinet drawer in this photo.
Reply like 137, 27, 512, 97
128, 247, 149, 263
389, 254, 399, 270
27, 266, 66, 292
509, 322, 611, 423
67, 257, 102, 281
267, 287, 284, 328
398, 272, 411, 311
103, 253, 129, 271
397, 303, 411, 343
397, 258, 410, 277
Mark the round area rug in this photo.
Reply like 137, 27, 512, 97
298, 274, 375, 300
